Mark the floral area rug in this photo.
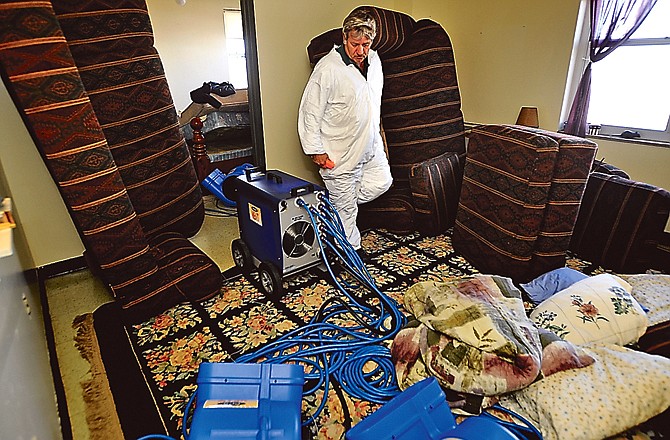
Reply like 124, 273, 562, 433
81, 228, 658, 440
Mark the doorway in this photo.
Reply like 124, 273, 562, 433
151, 0, 265, 172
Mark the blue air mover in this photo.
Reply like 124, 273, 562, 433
231, 168, 327, 297
201, 163, 254, 207
187, 362, 304, 440
345, 377, 457, 440
346, 377, 523, 440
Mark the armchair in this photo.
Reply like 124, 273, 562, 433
0, 0, 222, 322
307, 6, 466, 236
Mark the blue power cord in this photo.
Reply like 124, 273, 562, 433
139, 193, 539, 439
483, 403, 544, 440
137, 436, 174, 440
236, 194, 407, 425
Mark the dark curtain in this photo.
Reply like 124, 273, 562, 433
564, 0, 658, 136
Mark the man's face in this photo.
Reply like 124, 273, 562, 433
343, 32, 372, 67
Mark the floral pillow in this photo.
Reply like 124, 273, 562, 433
530, 274, 648, 346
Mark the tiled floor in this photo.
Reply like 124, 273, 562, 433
46, 196, 239, 439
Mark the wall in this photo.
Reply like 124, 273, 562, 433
0, 215, 62, 437
147, 0, 241, 113
593, 139, 670, 190
0, 0, 668, 266
0, 82, 83, 267
414, 0, 580, 129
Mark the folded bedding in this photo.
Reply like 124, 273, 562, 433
620, 274, 670, 326
392, 276, 595, 400
392, 271, 670, 438
498, 343, 670, 440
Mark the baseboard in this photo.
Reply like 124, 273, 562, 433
36, 255, 88, 279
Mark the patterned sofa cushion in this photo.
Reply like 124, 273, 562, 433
453, 125, 597, 283
379, 17, 466, 187
52, 0, 205, 238
357, 188, 415, 235
517, 128, 598, 275
115, 232, 222, 323
453, 125, 559, 282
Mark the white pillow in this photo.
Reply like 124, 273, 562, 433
498, 344, 670, 440
530, 274, 648, 346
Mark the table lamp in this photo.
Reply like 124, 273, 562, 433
516, 106, 539, 128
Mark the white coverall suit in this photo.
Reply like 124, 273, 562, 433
298, 45, 393, 249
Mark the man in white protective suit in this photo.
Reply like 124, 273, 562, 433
298, 8, 393, 259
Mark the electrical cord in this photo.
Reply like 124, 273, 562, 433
235, 195, 406, 425
137, 436, 175, 440
483, 403, 544, 440
204, 203, 236, 217
138, 191, 538, 439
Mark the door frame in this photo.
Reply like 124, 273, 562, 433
240, 0, 265, 168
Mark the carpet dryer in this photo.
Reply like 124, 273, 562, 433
230, 168, 328, 296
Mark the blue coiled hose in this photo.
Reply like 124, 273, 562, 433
236, 194, 406, 425
139, 192, 541, 439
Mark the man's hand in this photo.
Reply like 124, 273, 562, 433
311, 153, 334, 169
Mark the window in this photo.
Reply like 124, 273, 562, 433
586, 0, 670, 142
223, 9, 247, 89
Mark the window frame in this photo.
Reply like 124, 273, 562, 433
564, 1, 670, 143
223, 8, 248, 90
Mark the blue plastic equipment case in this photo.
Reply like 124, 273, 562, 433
188, 362, 304, 440
345, 377, 456, 440
346, 376, 520, 440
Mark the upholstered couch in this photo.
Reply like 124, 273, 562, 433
307, 6, 466, 236
452, 124, 598, 283
0, 0, 222, 322
570, 161, 670, 274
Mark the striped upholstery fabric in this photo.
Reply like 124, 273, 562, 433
517, 127, 598, 275
307, 6, 466, 235
409, 151, 465, 235
637, 321, 670, 358
570, 171, 670, 273
453, 125, 596, 283
0, 1, 221, 322
355, 189, 416, 235
659, 233, 670, 272
52, 0, 204, 238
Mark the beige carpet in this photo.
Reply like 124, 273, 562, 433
47, 197, 238, 439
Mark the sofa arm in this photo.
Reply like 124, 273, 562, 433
570, 172, 670, 273
592, 160, 630, 178
408, 151, 465, 236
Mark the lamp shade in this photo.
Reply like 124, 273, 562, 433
516, 106, 539, 128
